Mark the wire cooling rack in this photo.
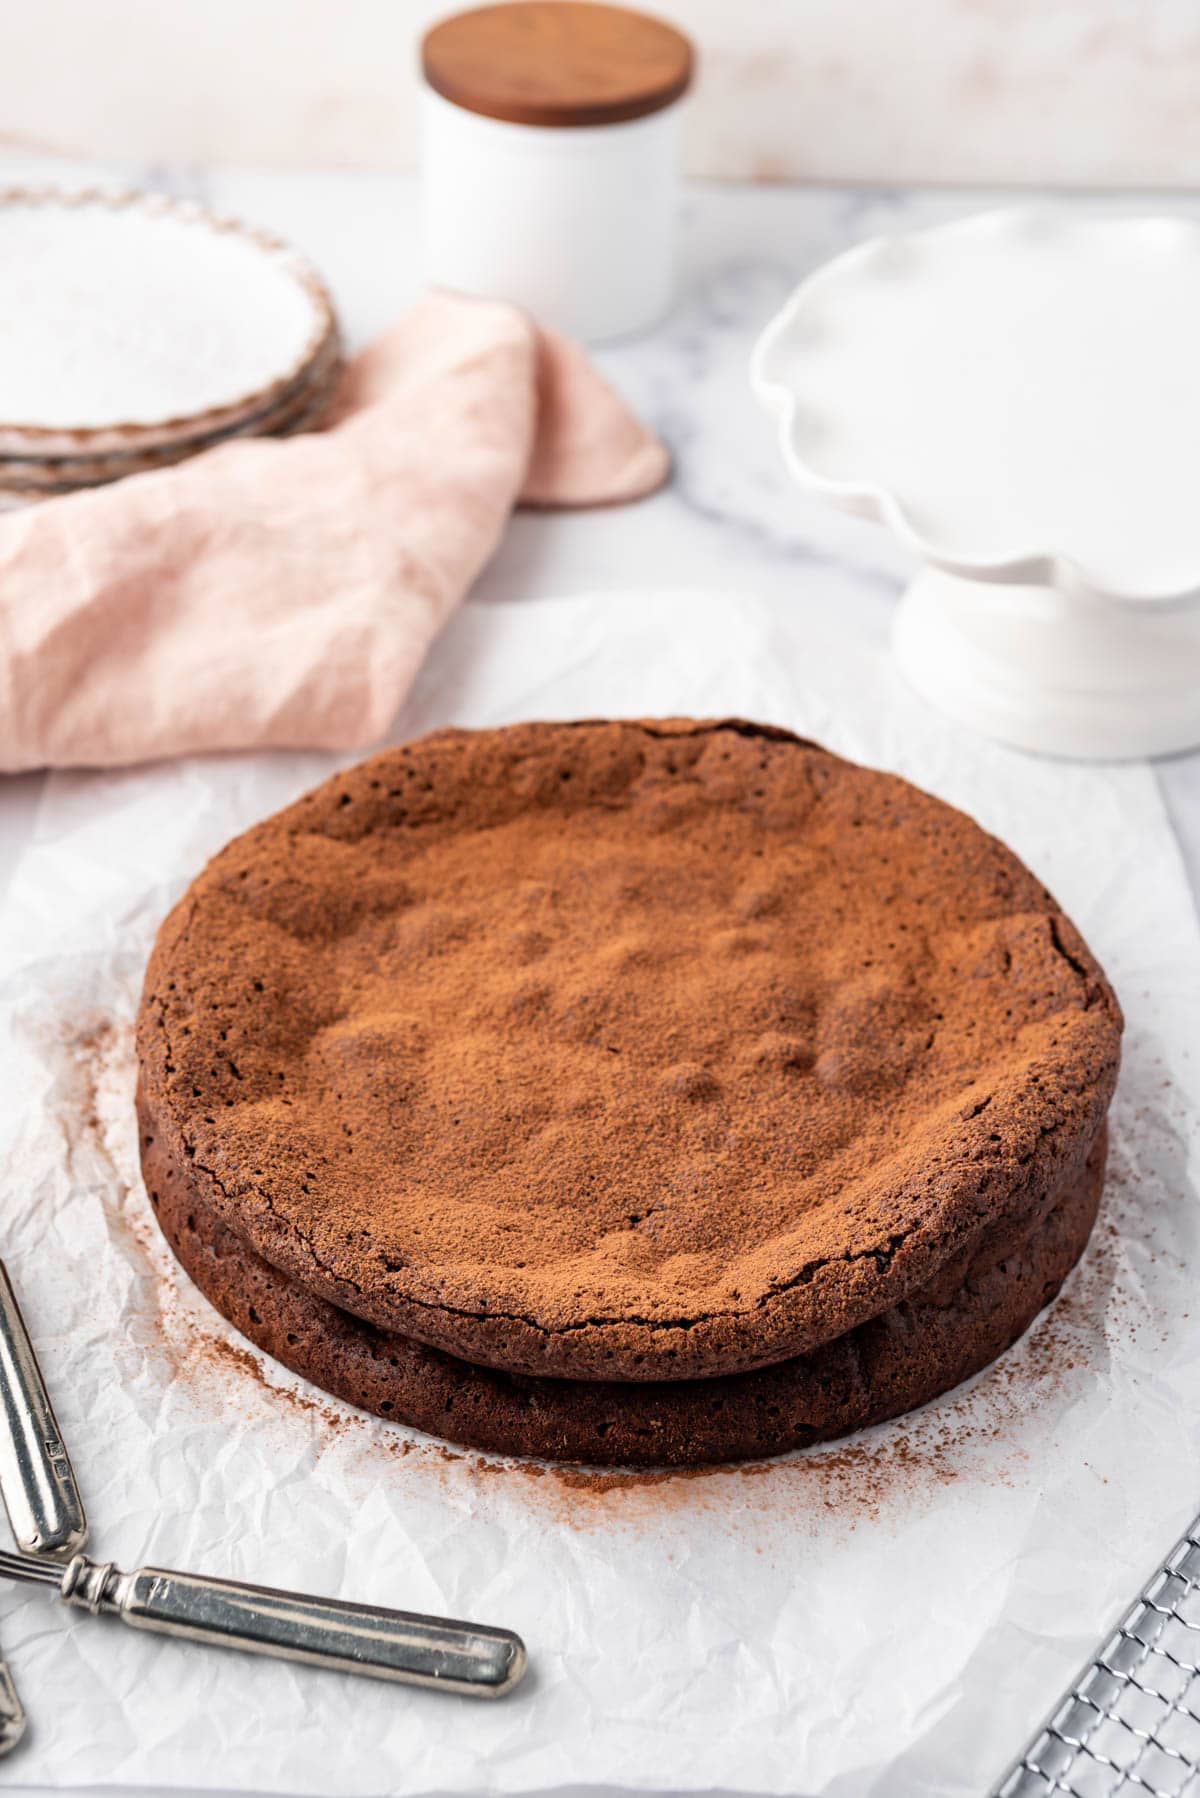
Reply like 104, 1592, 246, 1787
997, 1511, 1200, 1797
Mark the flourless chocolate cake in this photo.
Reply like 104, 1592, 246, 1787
136, 720, 1121, 1463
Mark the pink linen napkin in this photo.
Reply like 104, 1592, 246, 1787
0, 290, 669, 772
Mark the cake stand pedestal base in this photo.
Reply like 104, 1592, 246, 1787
893, 567, 1200, 760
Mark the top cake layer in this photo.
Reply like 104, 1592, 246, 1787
136, 719, 1122, 1381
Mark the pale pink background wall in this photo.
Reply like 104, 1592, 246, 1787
3, 0, 1198, 185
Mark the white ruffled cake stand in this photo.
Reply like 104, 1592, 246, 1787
752, 208, 1200, 759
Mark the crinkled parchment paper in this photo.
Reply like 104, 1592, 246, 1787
0, 589, 1197, 1798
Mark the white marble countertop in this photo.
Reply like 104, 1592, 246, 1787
2, 157, 1198, 910
2, 161, 1199, 1798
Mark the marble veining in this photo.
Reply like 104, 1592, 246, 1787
2, 1, 1199, 186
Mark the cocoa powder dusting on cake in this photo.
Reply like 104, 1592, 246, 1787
137, 719, 1122, 1393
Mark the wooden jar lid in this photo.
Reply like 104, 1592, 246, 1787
421, 2, 693, 129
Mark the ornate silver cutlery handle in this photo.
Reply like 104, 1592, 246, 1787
0, 1548, 526, 1698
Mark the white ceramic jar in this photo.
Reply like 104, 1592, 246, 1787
420, 2, 693, 343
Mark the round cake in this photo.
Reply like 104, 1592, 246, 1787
136, 719, 1122, 1463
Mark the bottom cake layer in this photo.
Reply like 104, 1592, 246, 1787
141, 1125, 1106, 1469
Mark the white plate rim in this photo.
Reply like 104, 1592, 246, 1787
750, 204, 1200, 611
0, 184, 338, 454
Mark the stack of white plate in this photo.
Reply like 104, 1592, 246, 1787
0, 186, 340, 505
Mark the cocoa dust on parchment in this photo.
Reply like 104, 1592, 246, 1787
53, 1011, 1182, 1533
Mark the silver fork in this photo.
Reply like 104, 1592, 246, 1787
0, 1254, 526, 1745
